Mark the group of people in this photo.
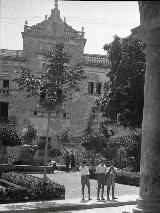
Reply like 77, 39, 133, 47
65, 151, 76, 172
79, 158, 117, 201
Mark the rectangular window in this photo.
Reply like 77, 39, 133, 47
33, 111, 37, 115
96, 83, 101, 95
3, 80, 9, 88
63, 113, 67, 118
88, 82, 94, 94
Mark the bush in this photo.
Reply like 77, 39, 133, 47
116, 169, 139, 186
2, 172, 65, 200
0, 186, 6, 202
5, 186, 29, 202
109, 129, 141, 172
0, 181, 29, 202
50, 148, 61, 158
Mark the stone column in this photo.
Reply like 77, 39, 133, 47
132, 2, 160, 212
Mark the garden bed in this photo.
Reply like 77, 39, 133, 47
1, 172, 65, 202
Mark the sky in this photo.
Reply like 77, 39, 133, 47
0, 0, 140, 55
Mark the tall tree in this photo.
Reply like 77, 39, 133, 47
98, 35, 146, 127
17, 42, 86, 184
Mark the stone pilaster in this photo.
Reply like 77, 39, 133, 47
132, 2, 160, 213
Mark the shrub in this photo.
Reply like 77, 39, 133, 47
109, 129, 141, 172
0, 181, 29, 202
116, 169, 139, 186
0, 186, 6, 202
22, 125, 37, 145
2, 172, 65, 200
5, 186, 29, 202
50, 148, 61, 158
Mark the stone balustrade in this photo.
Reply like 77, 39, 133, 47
26, 26, 45, 34
83, 54, 108, 66
0, 49, 22, 57
0, 88, 19, 97
64, 30, 83, 39
0, 88, 10, 96
32, 110, 71, 119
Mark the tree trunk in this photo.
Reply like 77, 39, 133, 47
43, 111, 51, 183
0, 146, 6, 177
1, 146, 6, 165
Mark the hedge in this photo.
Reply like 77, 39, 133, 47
1, 172, 65, 201
116, 170, 139, 186
89, 169, 139, 187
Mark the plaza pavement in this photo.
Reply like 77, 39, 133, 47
0, 195, 138, 213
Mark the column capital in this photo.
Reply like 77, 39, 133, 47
132, 2, 160, 44
139, 1, 160, 25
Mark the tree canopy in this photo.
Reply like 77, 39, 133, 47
98, 35, 146, 127
22, 125, 37, 144
0, 126, 22, 147
17, 42, 86, 112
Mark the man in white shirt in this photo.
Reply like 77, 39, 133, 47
95, 158, 107, 201
79, 160, 92, 201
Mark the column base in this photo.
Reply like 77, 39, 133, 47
132, 197, 160, 213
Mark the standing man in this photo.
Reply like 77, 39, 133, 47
106, 161, 118, 200
79, 160, 92, 201
70, 151, 76, 171
95, 158, 107, 201
65, 151, 70, 172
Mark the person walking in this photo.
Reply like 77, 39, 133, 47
106, 161, 118, 201
65, 151, 70, 172
95, 158, 107, 201
79, 160, 92, 201
51, 159, 56, 173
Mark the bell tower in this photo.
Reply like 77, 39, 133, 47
22, 0, 86, 71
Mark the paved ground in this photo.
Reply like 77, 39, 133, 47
55, 205, 135, 213
29, 171, 139, 200
0, 196, 137, 212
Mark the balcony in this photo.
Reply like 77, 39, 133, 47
64, 30, 84, 39
32, 109, 71, 119
82, 54, 109, 67
0, 88, 10, 96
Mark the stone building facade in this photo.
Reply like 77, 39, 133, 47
0, 0, 109, 156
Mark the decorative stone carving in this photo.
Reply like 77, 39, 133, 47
139, 1, 160, 24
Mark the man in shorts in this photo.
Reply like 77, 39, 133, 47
95, 158, 107, 201
79, 160, 92, 201
106, 161, 118, 200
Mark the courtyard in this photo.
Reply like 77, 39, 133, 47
30, 171, 139, 199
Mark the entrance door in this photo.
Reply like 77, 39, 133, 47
0, 102, 9, 120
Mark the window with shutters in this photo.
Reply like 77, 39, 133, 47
88, 82, 94, 94
96, 83, 101, 95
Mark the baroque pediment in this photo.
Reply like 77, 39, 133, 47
22, 5, 82, 40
